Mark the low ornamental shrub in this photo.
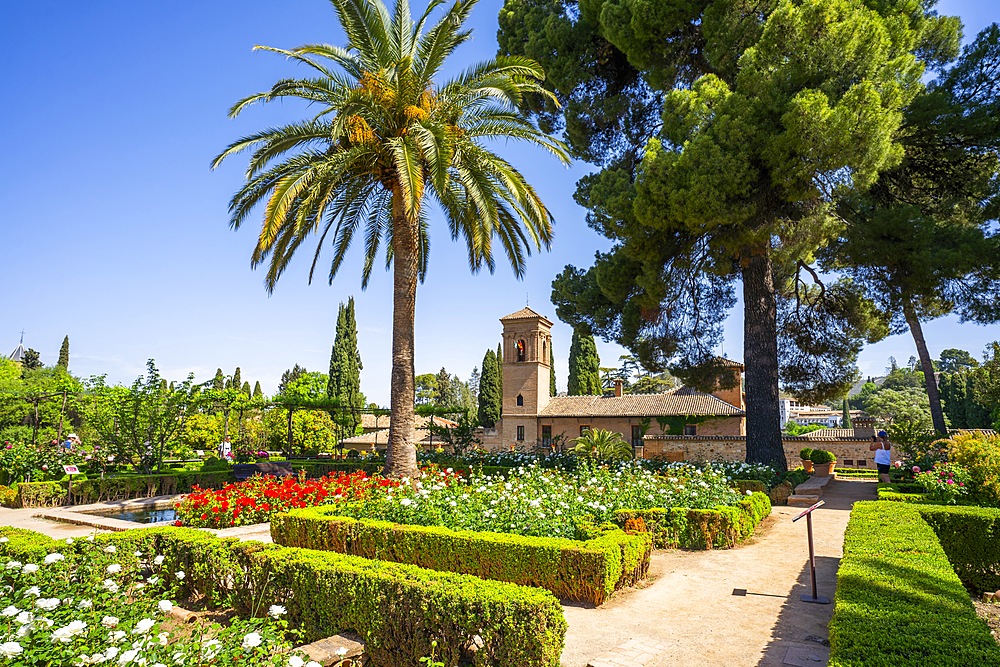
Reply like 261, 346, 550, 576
271, 508, 651, 605
947, 431, 1000, 507
808, 449, 836, 464
828, 501, 1000, 667
175, 471, 390, 528
915, 462, 972, 504
799, 448, 813, 461
613, 492, 771, 549
15, 471, 235, 508
876, 483, 933, 504
918, 505, 1000, 595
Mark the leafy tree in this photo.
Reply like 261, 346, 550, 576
567, 327, 600, 396
864, 387, 935, 433
504, 0, 960, 471
427, 412, 481, 454
86, 360, 194, 473
881, 366, 925, 392
549, 346, 556, 396
478, 349, 502, 428
277, 364, 307, 394
784, 422, 827, 437
939, 349, 980, 374
213, 0, 568, 477
414, 373, 438, 406
826, 27, 1000, 434
21, 349, 42, 372
252, 381, 264, 399
328, 298, 365, 434
57, 336, 69, 370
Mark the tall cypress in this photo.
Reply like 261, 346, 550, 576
478, 349, 502, 428
213, 368, 225, 391
232, 367, 242, 390
550, 346, 556, 396
252, 381, 263, 399
242, 381, 251, 396
328, 298, 364, 434
57, 336, 70, 370
497, 342, 503, 396
841, 399, 852, 428
567, 328, 601, 395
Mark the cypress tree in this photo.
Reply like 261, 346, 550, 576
213, 368, 224, 391
550, 346, 556, 397
233, 367, 242, 390
328, 298, 364, 433
57, 336, 70, 370
242, 381, 251, 396
841, 399, 852, 428
478, 349, 502, 428
497, 342, 503, 396
568, 328, 601, 395
253, 381, 263, 399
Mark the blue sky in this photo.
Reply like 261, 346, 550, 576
1, 0, 996, 404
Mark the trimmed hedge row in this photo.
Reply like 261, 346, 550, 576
271, 507, 651, 605
14, 471, 235, 507
0, 526, 567, 667
829, 502, 1000, 667
919, 505, 1000, 594
613, 492, 772, 549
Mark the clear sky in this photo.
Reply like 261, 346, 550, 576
1, 0, 996, 405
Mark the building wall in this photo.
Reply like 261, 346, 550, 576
642, 437, 880, 468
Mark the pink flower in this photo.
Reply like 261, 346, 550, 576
946, 479, 954, 485
912, 466, 921, 473
893, 461, 902, 468
41, 465, 48, 471
959, 482, 965, 486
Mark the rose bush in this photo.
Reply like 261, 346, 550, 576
915, 462, 972, 504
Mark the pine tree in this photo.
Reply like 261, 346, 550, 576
328, 298, 364, 433
841, 399, 852, 429
568, 328, 601, 396
57, 336, 70, 370
213, 368, 225, 391
478, 349, 502, 428
550, 346, 556, 397
253, 381, 263, 399
21, 348, 42, 371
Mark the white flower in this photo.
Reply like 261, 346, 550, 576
202, 639, 221, 658
268, 604, 286, 618
133, 618, 155, 634
65, 538, 74, 545
287, 657, 304, 667
103, 579, 120, 593
0, 641, 23, 657
51, 619, 87, 643
87, 535, 95, 542
153, 555, 164, 566
336, 647, 348, 657
2, 605, 19, 617
242, 632, 263, 648
102, 616, 120, 628
22, 563, 39, 574
5, 561, 22, 570
133, 551, 142, 557
118, 648, 139, 664
44, 553, 65, 564
400, 498, 413, 507
109, 631, 126, 643
106, 646, 121, 659
156, 633, 169, 646
104, 545, 117, 554
107, 564, 122, 574
305, 662, 321, 667
35, 598, 60, 611
15, 611, 33, 626
174, 571, 185, 580
745, 490, 753, 496
147, 576, 160, 586
153, 663, 167, 667
157, 600, 172, 614
0, 537, 8, 544
78, 599, 93, 610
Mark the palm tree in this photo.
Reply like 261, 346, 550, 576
212, 0, 569, 477
571, 428, 634, 461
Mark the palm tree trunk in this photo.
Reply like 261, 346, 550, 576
902, 297, 947, 434
385, 189, 420, 478
741, 244, 787, 471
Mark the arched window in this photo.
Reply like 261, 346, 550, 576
516, 394, 524, 407
542, 339, 547, 361
516, 339, 526, 362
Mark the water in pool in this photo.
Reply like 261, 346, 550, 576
83, 507, 177, 524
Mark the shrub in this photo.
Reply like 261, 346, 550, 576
828, 502, 1000, 666
271, 508, 651, 605
915, 462, 972, 504
200, 455, 232, 472
15, 471, 235, 507
947, 431, 1000, 507
808, 449, 836, 464
799, 448, 813, 460
919, 505, 1000, 595
614, 492, 771, 549
0, 484, 18, 507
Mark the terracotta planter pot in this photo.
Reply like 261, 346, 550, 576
801, 459, 815, 474
813, 462, 836, 477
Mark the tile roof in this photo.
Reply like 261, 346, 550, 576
538, 388, 744, 418
499, 307, 553, 325
802, 428, 863, 439
713, 357, 744, 369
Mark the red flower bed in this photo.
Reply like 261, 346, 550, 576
175, 471, 391, 528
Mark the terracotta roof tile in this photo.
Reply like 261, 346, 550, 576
539, 388, 744, 418
499, 307, 553, 324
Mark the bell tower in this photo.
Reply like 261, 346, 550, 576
499, 307, 553, 446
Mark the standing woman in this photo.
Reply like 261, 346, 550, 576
870, 430, 892, 483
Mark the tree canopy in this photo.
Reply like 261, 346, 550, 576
567, 327, 601, 395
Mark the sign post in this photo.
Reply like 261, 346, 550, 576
62, 465, 80, 506
792, 500, 830, 604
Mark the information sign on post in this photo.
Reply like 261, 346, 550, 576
792, 500, 830, 604
63, 466, 80, 506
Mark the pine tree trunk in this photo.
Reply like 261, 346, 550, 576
385, 189, 419, 478
741, 245, 787, 471
902, 298, 947, 434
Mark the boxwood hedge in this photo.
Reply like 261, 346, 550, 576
271, 507, 650, 605
829, 501, 1000, 666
